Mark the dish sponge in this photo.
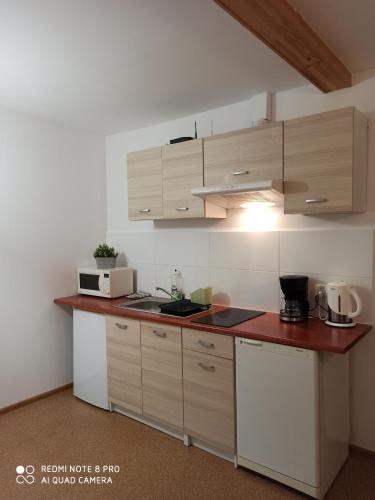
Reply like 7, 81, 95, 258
190, 287, 213, 305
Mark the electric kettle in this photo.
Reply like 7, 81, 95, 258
325, 281, 362, 327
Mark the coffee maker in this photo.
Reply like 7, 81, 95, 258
279, 275, 309, 322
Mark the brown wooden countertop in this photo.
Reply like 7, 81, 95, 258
54, 294, 371, 354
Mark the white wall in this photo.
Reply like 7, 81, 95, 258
0, 107, 106, 409
106, 70, 375, 451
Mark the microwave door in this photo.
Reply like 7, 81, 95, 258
79, 273, 101, 294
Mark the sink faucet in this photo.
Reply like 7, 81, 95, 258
156, 286, 183, 302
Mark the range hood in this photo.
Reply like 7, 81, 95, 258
191, 180, 283, 210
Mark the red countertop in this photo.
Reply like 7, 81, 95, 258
54, 294, 371, 354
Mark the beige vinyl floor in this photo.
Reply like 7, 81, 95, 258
1, 389, 375, 500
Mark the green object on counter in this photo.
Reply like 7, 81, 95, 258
190, 287, 213, 305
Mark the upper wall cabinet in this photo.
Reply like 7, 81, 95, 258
162, 139, 204, 219
203, 122, 283, 187
162, 139, 226, 219
284, 107, 367, 215
127, 147, 163, 220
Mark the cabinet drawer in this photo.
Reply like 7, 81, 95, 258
141, 321, 181, 354
204, 123, 283, 187
182, 328, 233, 359
106, 315, 142, 414
183, 349, 234, 452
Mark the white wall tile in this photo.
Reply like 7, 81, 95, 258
209, 268, 280, 312
107, 231, 155, 265
155, 265, 210, 298
133, 263, 156, 294
209, 231, 279, 271
155, 231, 209, 267
280, 229, 373, 278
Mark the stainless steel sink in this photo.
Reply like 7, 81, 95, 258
112, 297, 172, 315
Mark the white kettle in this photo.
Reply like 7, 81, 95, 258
325, 281, 362, 328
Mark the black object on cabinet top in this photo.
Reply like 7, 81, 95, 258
192, 308, 265, 328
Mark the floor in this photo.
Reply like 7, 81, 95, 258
1, 390, 375, 500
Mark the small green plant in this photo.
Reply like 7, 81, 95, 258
93, 243, 118, 258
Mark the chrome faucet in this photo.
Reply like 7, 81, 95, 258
156, 286, 183, 302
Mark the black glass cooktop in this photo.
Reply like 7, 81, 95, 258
192, 308, 265, 328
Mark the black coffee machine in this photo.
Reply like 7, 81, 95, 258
279, 275, 309, 322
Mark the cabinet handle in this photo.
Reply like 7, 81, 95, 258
153, 330, 167, 338
198, 362, 215, 372
138, 208, 151, 213
305, 198, 328, 204
176, 207, 189, 211
198, 340, 215, 349
115, 323, 128, 330
232, 170, 249, 176
239, 339, 263, 347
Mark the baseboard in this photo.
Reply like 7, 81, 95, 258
0, 383, 73, 415
350, 444, 375, 460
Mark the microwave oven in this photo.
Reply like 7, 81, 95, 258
77, 267, 133, 298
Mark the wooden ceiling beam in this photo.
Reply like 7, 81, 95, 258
214, 0, 352, 93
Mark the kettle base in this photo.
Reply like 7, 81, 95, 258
325, 320, 356, 328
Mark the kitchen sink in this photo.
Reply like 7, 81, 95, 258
112, 296, 209, 317
112, 297, 172, 315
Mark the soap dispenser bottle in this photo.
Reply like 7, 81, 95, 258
171, 269, 183, 301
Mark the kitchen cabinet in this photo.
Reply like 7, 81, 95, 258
127, 147, 163, 220
284, 107, 367, 214
236, 338, 349, 499
203, 122, 283, 187
182, 328, 235, 453
106, 315, 142, 414
73, 309, 109, 410
162, 139, 226, 219
141, 321, 183, 430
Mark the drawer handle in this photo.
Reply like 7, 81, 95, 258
198, 340, 215, 349
232, 170, 249, 176
115, 323, 128, 330
239, 339, 263, 347
198, 362, 215, 372
305, 198, 328, 204
176, 207, 189, 211
138, 208, 151, 213
153, 330, 167, 338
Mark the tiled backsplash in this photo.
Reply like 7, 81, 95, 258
107, 229, 374, 323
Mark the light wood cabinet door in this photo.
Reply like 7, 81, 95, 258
162, 139, 204, 218
183, 349, 234, 453
141, 321, 183, 430
204, 122, 283, 187
127, 147, 163, 220
284, 107, 367, 214
106, 316, 142, 414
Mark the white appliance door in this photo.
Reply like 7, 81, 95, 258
236, 338, 320, 487
73, 309, 109, 410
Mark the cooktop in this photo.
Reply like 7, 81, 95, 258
192, 308, 265, 328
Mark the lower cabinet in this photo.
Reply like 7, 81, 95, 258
141, 321, 183, 430
106, 315, 142, 415
105, 317, 234, 454
182, 328, 235, 453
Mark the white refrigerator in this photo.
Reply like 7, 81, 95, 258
236, 337, 320, 496
73, 309, 109, 410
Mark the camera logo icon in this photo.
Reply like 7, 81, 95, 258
16, 465, 35, 484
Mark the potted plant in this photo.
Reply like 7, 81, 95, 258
93, 243, 118, 269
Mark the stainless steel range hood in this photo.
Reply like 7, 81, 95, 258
191, 180, 283, 210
